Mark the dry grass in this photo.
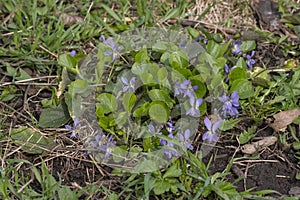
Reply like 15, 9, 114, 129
188, 0, 257, 30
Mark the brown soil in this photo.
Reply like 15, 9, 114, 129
202, 120, 300, 198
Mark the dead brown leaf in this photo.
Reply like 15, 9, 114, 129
289, 186, 300, 195
270, 109, 300, 132
56, 10, 84, 26
241, 136, 277, 154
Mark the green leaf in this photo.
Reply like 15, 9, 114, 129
229, 67, 247, 81
219, 118, 241, 131
169, 50, 189, 68
163, 164, 182, 179
96, 93, 118, 114
293, 142, 300, 150
68, 79, 89, 95
239, 126, 256, 144
99, 3, 121, 22
143, 173, 156, 198
108, 193, 119, 200
148, 101, 170, 123
148, 89, 174, 108
115, 111, 128, 127
132, 63, 148, 75
39, 104, 70, 128
147, 63, 160, 77
152, 41, 169, 53
163, 7, 181, 21
6, 65, 17, 77
0, 86, 18, 102
189, 76, 207, 97
112, 146, 127, 163
239, 40, 256, 52
269, 95, 286, 105
142, 137, 153, 151
10, 127, 53, 154
157, 67, 169, 85
157, 68, 169, 82
135, 48, 149, 63
153, 180, 171, 195
133, 102, 150, 117
187, 27, 200, 38
122, 92, 136, 113
58, 54, 76, 69
137, 0, 150, 23
207, 40, 231, 58
235, 57, 247, 69
137, 0, 146, 16
32, 166, 42, 184
58, 187, 75, 200
140, 72, 155, 85
98, 114, 115, 131
230, 79, 254, 99
134, 160, 158, 173
65, 93, 83, 118
15, 68, 31, 81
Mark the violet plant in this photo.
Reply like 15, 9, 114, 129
100, 35, 119, 61
121, 77, 136, 93
231, 40, 242, 55
219, 91, 240, 117
245, 50, 255, 69
89, 133, 116, 158
202, 117, 222, 143
65, 117, 79, 138
58, 28, 257, 171
179, 129, 194, 151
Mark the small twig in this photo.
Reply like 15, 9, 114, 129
0, 101, 32, 122
84, 1, 94, 21
2, 6, 18, 25
243, 163, 250, 191
168, 19, 239, 35
0, 75, 58, 86
17, 179, 33, 193
89, 155, 106, 177
1, 26, 33, 37
38, 45, 58, 58
234, 159, 279, 164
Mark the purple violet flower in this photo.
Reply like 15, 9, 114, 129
186, 97, 203, 117
148, 124, 162, 136
231, 41, 242, 55
202, 117, 222, 142
99, 135, 116, 158
193, 36, 202, 43
65, 117, 79, 138
218, 91, 240, 117
179, 129, 194, 151
100, 35, 119, 61
224, 64, 236, 75
193, 36, 207, 44
174, 80, 190, 96
174, 80, 197, 99
160, 138, 167, 146
121, 77, 136, 93
161, 133, 178, 159
246, 50, 255, 69
224, 64, 230, 75
166, 118, 175, 134
90, 133, 116, 158
70, 50, 76, 57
